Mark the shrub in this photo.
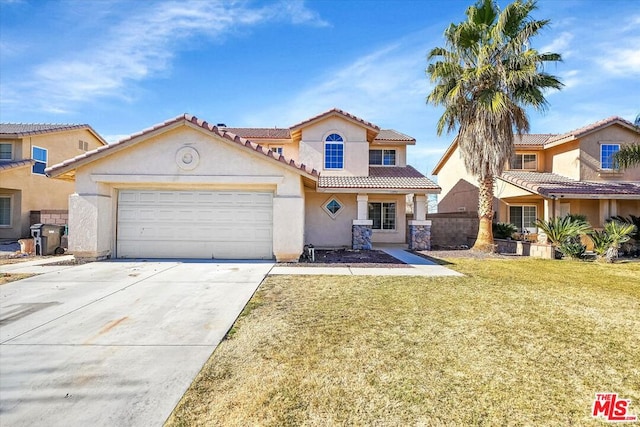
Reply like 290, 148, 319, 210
603, 220, 637, 262
588, 229, 613, 260
493, 222, 517, 239
558, 239, 586, 259
534, 216, 591, 247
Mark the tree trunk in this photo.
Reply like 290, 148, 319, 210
472, 176, 495, 252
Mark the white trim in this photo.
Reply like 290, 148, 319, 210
368, 200, 397, 231
323, 131, 345, 171
599, 142, 621, 170
321, 195, 344, 219
91, 174, 285, 184
510, 152, 538, 171
31, 145, 48, 175
368, 148, 397, 166
507, 204, 538, 234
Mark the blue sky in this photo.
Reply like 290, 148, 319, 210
1, 0, 638, 178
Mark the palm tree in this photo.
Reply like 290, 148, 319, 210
426, 0, 562, 251
613, 114, 640, 169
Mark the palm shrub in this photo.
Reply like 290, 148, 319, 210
493, 222, 518, 239
603, 220, 637, 262
535, 216, 590, 259
587, 229, 612, 261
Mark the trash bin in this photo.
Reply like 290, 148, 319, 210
30, 224, 65, 255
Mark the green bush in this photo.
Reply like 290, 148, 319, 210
493, 222, 518, 239
558, 239, 586, 259
534, 216, 590, 247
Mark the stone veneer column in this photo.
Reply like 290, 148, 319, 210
352, 219, 373, 250
408, 219, 432, 251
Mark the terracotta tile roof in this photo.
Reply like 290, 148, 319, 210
290, 108, 380, 131
501, 171, 640, 197
0, 123, 107, 145
222, 127, 291, 139
374, 129, 415, 143
546, 116, 637, 144
0, 159, 34, 171
514, 134, 554, 146
46, 114, 319, 179
319, 166, 440, 191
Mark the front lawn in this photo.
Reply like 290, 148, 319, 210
167, 259, 640, 426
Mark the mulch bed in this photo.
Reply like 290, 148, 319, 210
286, 249, 408, 268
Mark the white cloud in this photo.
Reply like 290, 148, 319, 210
2, 0, 326, 114
596, 46, 640, 76
540, 31, 574, 57
246, 41, 430, 128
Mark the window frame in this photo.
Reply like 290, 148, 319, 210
369, 149, 397, 166
0, 143, 13, 161
0, 195, 12, 227
510, 153, 537, 170
508, 205, 537, 234
600, 143, 620, 170
324, 133, 344, 170
270, 146, 284, 156
368, 201, 397, 231
322, 196, 344, 219
32, 145, 48, 175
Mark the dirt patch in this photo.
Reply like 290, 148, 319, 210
0, 255, 50, 265
0, 273, 36, 285
285, 249, 407, 268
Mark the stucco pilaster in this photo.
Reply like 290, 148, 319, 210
68, 192, 112, 260
413, 194, 427, 221
356, 194, 368, 220
273, 196, 304, 262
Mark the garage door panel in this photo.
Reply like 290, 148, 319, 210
117, 190, 273, 259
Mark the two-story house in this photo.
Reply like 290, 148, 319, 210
0, 124, 107, 240
46, 109, 440, 261
433, 116, 640, 234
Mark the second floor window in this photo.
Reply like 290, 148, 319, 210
0, 143, 12, 161
369, 149, 396, 166
32, 146, 47, 175
510, 153, 537, 170
271, 146, 283, 156
324, 133, 344, 169
600, 144, 620, 170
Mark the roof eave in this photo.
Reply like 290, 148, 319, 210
317, 186, 440, 194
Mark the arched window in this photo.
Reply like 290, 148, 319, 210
324, 133, 344, 169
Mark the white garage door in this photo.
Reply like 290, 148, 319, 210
117, 190, 273, 259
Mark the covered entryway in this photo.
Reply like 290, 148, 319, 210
117, 190, 273, 259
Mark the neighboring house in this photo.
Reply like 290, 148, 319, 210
0, 124, 107, 240
433, 116, 640, 234
46, 108, 440, 261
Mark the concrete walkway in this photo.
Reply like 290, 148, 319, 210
269, 245, 462, 277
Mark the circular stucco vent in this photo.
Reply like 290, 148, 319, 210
176, 146, 200, 170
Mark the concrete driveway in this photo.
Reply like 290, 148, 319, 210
0, 260, 274, 426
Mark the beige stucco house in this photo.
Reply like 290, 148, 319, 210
46, 109, 440, 261
0, 124, 107, 240
433, 116, 640, 234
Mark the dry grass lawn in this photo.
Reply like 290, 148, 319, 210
167, 258, 640, 426
0, 272, 35, 285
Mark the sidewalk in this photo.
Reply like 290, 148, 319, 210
269, 245, 463, 277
